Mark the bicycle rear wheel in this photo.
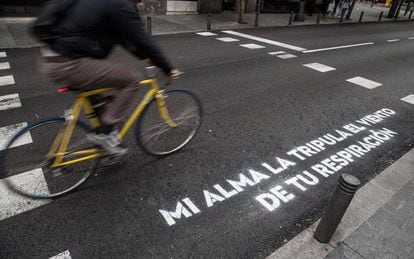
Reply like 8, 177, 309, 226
0, 117, 100, 199
136, 88, 203, 156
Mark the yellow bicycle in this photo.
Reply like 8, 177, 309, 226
1, 67, 203, 198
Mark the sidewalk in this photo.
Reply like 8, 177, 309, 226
268, 147, 414, 259
0, 2, 412, 49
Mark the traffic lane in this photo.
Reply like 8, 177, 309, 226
229, 21, 414, 51
1, 52, 412, 257
297, 39, 414, 99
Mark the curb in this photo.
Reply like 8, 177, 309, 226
267, 148, 414, 259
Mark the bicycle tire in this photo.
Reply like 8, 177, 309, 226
136, 88, 203, 156
0, 117, 100, 199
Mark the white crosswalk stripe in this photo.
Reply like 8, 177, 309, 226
0, 62, 10, 70
0, 122, 32, 150
303, 63, 336, 72
49, 250, 72, 259
277, 54, 297, 59
401, 94, 414, 105
0, 93, 22, 111
240, 43, 265, 49
0, 75, 15, 87
196, 32, 217, 36
268, 51, 286, 55
0, 52, 6, 58
216, 37, 239, 42
346, 76, 382, 89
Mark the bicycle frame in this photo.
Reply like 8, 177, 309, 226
49, 78, 177, 168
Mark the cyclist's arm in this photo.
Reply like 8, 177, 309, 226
109, 0, 173, 74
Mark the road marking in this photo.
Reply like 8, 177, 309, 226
346, 76, 382, 89
0, 122, 32, 150
387, 39, 400, 42
0, 75, 15, 86
197, 32, 217, 36
277, 54, 297, 59
303, 63, 336, 72
216, 37, 239, 42
401, 94, 414, 105
303, 42, 374, 53
269, 51, 286, 55
0, 62, 10, 70
0, 52, 6, 58
222, 30, 307, 51
0, 168, 50, 221
0, 93, 22, 111
49, 250, 72, 259
240, 43, 266, 49
408, 37, 414, 40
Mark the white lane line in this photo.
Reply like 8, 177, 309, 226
268, 51, 286, 55
49, 250, 72, 259
0, 93, 22, 111
0, 122, 32, 150
0, 62, 10, 70
0, 75, 15, 87
222, 30, 307, 51
303, 63, 336, 72
387, 39, 400, 42
197, 32, 217, 36
0, 52, 6, 58
346, 76, 382, 89
277, 54, 297, 59
303, 42, 374, 53
240, 43, 266, 49
401, 94, 414, 105
408, 37, 414, 40
216, 37, 239, 42
0, 168, 50, 221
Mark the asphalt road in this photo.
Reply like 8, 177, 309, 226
0, 21, 413, 258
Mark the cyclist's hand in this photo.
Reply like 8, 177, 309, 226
168, 69, 183, 79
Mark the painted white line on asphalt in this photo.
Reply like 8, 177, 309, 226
196, 32, 217, 36
277, 54, 297, 59
401, 94, 414, 105
268, 51, 286, 55
0, 122, 32, 150
303, 42, 374, 53
49, 250, 72, 259
0, 93, 22, 111
303, 63, 336, 72
0, 62, 10, 70
222, 30, 307, 51
240, 43, 266, 49
346, 76, 382, 89
408, 37, 414, 40
216, 37, 239, 42
0, 52, 6, 58
0, 168, 50, 221
0, 75, 15, 87
387, 39, 400, 42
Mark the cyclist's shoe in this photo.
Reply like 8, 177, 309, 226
87, 130, 128, 156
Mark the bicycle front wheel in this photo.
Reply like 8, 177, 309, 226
0, 117, 99, 199
136, 89, 203, 156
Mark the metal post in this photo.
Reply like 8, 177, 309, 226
314, 174, 361, 243
317, 11, 321, 24
147, 16, 152, 36
289, 12, 294, 25
379, 11, 384, 20
359, 11, 364, 22
410, 10, 413, 19
207, 13, 212, 30
255, 11, 260, 26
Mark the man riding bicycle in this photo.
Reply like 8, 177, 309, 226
38, 0, 181, 155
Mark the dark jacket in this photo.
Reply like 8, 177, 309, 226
49, 0, 172, 73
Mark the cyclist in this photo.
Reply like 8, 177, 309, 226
39, 0, 181, 155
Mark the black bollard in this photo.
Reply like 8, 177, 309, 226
317, 12, 321, 24
379, 11, 384, 21
359, 11, 364, 22
314, 174, 361, 243
207, 13, 212, 30
147, 16, 152, 36
255, 11, 260, 27
289, 12, 294, 25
